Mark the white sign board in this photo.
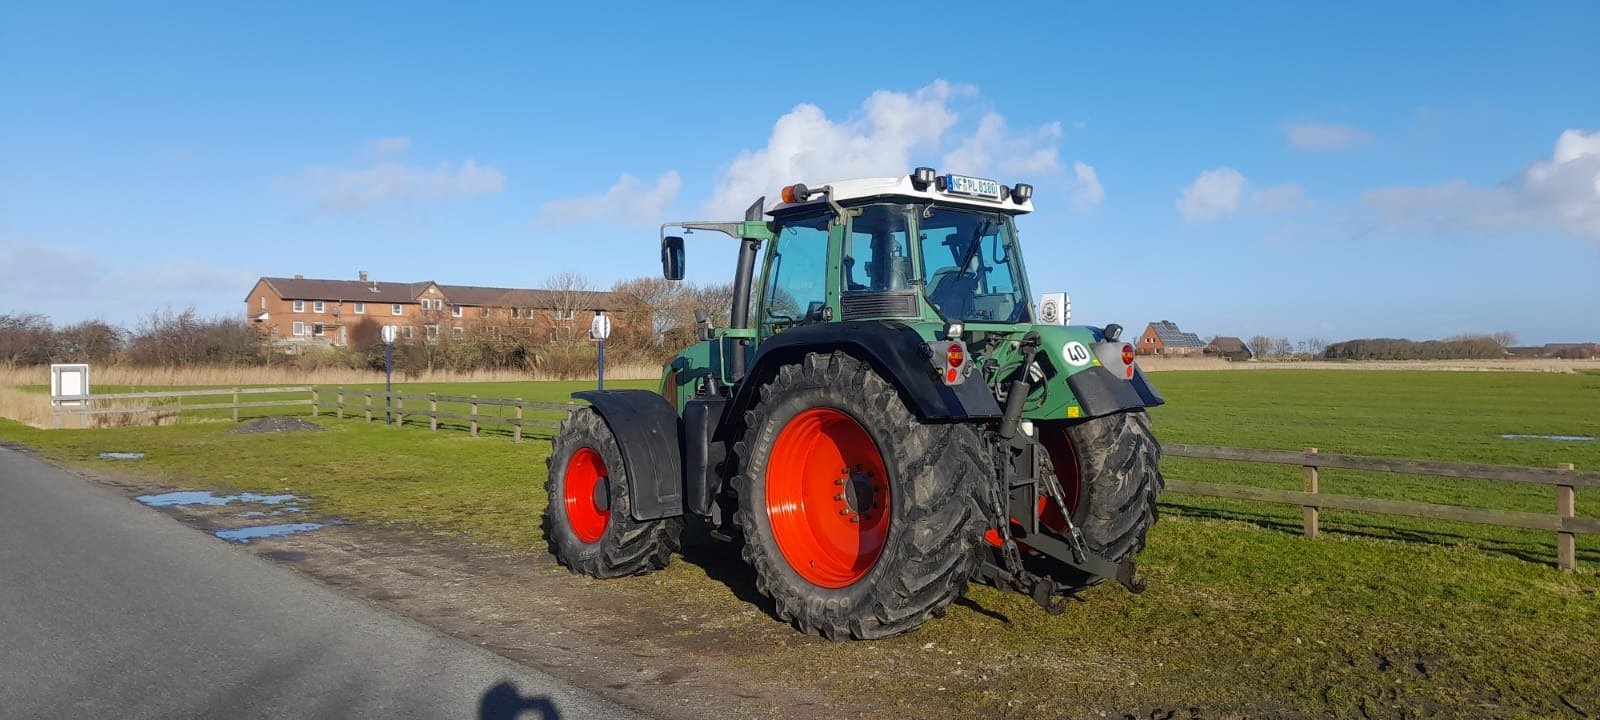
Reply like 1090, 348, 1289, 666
51, 363, 90, 406
381, 325, 398, 344
589, 313, 612, 341
1038, 292, 1070, 326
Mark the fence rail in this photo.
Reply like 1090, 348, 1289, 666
318, 387, 579, 443
51, 386, 314, 427
1163, 444, 1592, 571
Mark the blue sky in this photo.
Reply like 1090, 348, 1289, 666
2, 1, 1596, 344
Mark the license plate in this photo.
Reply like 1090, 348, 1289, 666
944, 174, 1001, 199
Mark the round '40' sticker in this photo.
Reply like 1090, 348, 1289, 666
1062, 341, 1092, 367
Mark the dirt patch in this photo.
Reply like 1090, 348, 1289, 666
226, 416, 327, 435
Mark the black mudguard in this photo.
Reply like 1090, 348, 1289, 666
725, 321, 1003, 430
572, 390, 683, 521
1066, 365, 1166, 418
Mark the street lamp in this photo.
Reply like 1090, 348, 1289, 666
381, 324, 397, 424
589, 309, 611, 391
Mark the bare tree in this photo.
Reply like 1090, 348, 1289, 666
1270, 337, 1294, 358
0, 313, 57, 365
688, 282, 737, 328
1490, 331, 1517, 348
612, 277, 686, 347
1247, 335, 1271, 359
1305, 337, 1327, 357
544, 271, 595, 346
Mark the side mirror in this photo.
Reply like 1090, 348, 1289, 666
661, 236, 685, 281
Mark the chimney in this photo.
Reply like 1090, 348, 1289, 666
359, 270, 368, 282
295, 274, 304, 280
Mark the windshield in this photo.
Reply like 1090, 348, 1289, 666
918, 206, 1030, 323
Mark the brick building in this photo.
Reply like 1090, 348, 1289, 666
245, 273, 616, 348
1136, 320, 1207, 357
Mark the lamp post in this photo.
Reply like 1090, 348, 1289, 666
589, 310, 611, 391
381, 325, 397, 424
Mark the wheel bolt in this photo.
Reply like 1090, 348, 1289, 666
834, 494, 845, 501
839, 509, 850, 516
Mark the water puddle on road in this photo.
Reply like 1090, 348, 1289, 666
136, 491, 299, 507
216, 523, 325, 544
1500, 434, 1595, 442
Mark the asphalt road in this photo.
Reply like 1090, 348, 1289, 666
0, 447, 644, 720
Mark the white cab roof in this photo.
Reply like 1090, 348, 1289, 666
768, 174, 1034, 216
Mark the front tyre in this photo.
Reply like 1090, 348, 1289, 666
545, 408, 681, 578
735, 352, 988, 640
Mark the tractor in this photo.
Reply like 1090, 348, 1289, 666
544, 167, 1165, 640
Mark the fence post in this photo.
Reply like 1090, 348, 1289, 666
429, 395, 438, 432
1557, 462, 1576, 572
513, 399, 523, 443
396, 395, 404, 427
232, 387, 240, 422
336, 387, 344, 419
311, 387, 320, 417
364, 392, 372, 423
1303, 447, 1320, 539
470, 395, 479, 437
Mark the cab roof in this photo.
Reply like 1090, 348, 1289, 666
767, 174, 1035, 217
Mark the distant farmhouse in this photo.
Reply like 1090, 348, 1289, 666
1507, 343, 1600, 360
1205, 336, 1253, 362
1136, 320, 1208, 357
245, 272, 615, 348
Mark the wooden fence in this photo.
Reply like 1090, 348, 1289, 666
315, 387, 579, 443
1164, 444, 1600, 572
51, 386, 314, 428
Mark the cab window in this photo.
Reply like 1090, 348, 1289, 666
760, 213, 831, 334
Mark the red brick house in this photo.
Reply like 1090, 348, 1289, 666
245, 273, 617, 348
1136, 320, 1207, 357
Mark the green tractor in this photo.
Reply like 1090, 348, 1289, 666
545, 167, 1165, 639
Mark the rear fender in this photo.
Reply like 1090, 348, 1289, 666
722, 322, 1002, 439
572, 390, 683, 520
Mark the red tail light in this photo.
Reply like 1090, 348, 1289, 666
947, 343, 965, 368
1121, 344, 1134, 365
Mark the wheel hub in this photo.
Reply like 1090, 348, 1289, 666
838, 467, 876, 517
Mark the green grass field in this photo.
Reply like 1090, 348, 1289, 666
3, 369, 1597, 717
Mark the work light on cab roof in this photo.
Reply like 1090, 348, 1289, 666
548, 164, 1167, 642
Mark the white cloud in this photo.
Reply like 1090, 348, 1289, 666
1250, 182, 1307, 213
538, 171, 681, 226
367, 136, 412, 155
1071, 161, 1104, 209
942, 115, 1062, 177
289, 139, 505, 212
703, 81, 1067, 216
0, 238, 249, 321
1176, 167, 1247, 221
1360, 128, 1600, 243
1286, 122, 1372, 151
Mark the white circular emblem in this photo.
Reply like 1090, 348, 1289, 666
1062, 341, 1092, 367
1040, 300, 1059, 324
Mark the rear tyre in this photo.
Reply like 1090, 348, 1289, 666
1037, 410, 1163, 589
735, 352, 988, 640
545, 408, 681, 578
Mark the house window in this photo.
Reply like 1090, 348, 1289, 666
452, 326, 464, 337
354, 302, 365, 315
551, 309, 575, 321
292, 321, 306, 336
312, 300, 324, 313
293, 300, 305, 313
260, 297, 266, 310
401, 325, 414, 339
452, 304, 463, 317
391, 303, 403, 316
424, 324, 439, 339
312, 323, 325, 336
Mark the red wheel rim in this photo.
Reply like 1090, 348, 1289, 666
985, 424, 1082, 548
766, 408, 890, 588
563, 447, 610, 544
1040, 425, 1083, 530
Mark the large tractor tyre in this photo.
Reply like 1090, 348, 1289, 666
1037, 410, 1163, 589
544, 408, 681, 578
734, 352, 989, 640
